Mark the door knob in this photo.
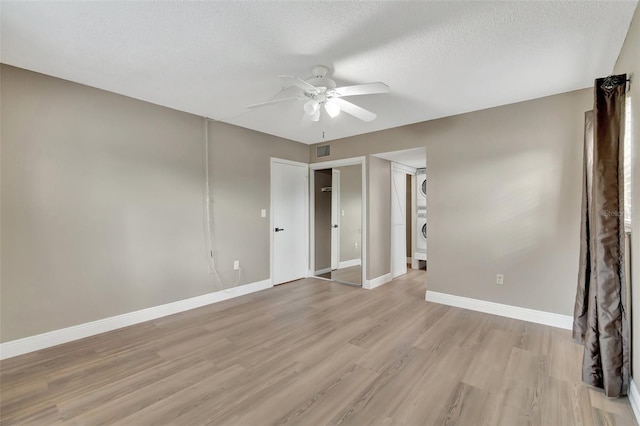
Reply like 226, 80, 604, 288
275, 227, 285, 232
332, 224, 339, 228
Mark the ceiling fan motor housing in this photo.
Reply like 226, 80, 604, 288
305, 65, 336, 95
310, 64, 330, 78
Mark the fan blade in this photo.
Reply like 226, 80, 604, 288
278, 75, 319, 93
329, 98, 377, 122
247, 96, 301, 109
333, 82, 389, 97
311, 107, 321, 122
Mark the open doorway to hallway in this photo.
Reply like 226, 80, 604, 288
373, 148, 427, 278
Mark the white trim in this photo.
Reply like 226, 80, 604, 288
270, 158, 309, 286
630, 378, 640, 424
331, 169, 341, 270
391, 162, 417, 175
363, 273, 392, 290
390, 163, 409, 279
361, 159, 367, 288
314, 267, 332, 275
338, 258, 361, 269
310, 156, 367, 170
0, 279, 272, 360
424, 291, 573, 330
411, 174, 418, 271
310, 156, 367, 287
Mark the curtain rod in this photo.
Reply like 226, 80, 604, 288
600, 74, 631, 91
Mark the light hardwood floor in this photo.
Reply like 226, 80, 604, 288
0, 269, 636, 425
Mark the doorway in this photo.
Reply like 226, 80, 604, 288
391, 162, 416, 278
310, 157, 366, 287
372, 148, 427, 275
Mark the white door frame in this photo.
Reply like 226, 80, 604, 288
270, 158, 309, 286
391, 162, 416, 278
410, 173, 419, 270
331, 169, 341, 270
309, 156, 367, 286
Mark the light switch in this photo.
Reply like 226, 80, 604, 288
261, 209, 266, 218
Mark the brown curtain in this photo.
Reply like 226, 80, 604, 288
573, 74, 628, 398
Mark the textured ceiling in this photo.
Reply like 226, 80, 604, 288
1, 1, 637, 144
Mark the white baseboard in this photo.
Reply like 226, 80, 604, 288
424, 290, 573, 330
338, 259, 361, 269
414, 252, 426, 261
0, 279, 272, 360
314, 267, 331, 275
364, 273, 392, 290
629, 378, 640, 424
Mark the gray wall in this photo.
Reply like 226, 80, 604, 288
336, 165, 361, 263
312, 88, 592, 315
0, 65, 307, 342
424, 93, 587, 315
613, 3, 640, 380
367, 156, 391, 280
207, 120, 308, 285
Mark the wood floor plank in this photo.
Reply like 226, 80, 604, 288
392, 368, 465, 425
0, 269, 636, 426
438, 381, 493, 426
56, 355, 215, 420
63, 360, 222, 425
115, 363, 247, 426
231, 344, 370, 425
272, 365, 379, 426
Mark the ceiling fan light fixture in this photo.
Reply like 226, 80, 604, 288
304, 99, 319, 115
250, 65, 387, 124
324, 101, 340, 118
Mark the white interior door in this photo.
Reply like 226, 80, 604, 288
391, 165, 408, 278
331, 170, 340, 270
272, 160, 308, 285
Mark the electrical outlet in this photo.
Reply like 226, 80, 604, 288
261, 209, 266, 218
496, 274, 504, 285
342, 209, 345, 216
234, 260, 240, 270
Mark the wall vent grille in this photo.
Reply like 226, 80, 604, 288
316, 145, 330, 158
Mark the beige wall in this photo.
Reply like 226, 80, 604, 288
312, 88, 592, 315
336, 165, 362, 263
206, 120, 307, 285
424, 91, 589, 315
367, 156, 391, 280
0, 65, 307, 342
614, 3, 640, 379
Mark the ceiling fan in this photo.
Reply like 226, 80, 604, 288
247, 65, 389, 122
